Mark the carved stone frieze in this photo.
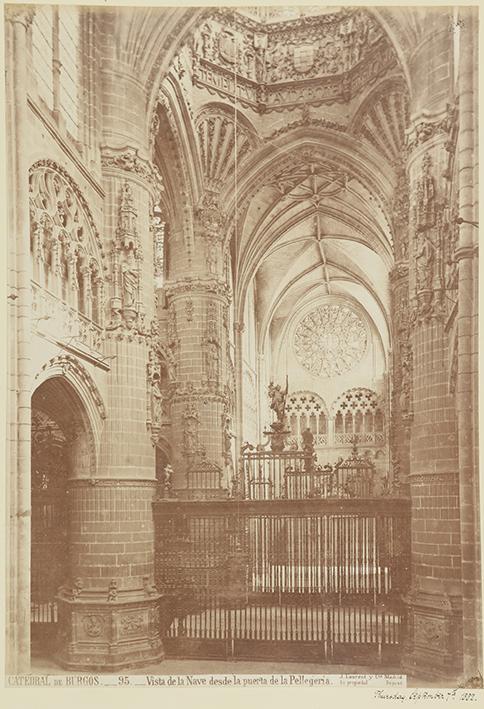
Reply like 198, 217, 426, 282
171, 384, 227, 404
100, 146, 163, 196
164, 277, 231, 300
188, 9, 396, 113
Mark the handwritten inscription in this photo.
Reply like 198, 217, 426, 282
375, 689, 478, 702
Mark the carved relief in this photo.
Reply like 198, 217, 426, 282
120, 614, 145, 637
83, 615, 105, 638
414, 615, 447, 651
189, 10, 392, 112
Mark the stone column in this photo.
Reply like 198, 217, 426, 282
455, 8, 480, 679
55, 36, 165, 667
5, 4, 35, 675
164, 193, 233, 498
402, 128, 462, 683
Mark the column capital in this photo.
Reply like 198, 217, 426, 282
405, 103, 458, 158
5, 5, 35, 28
100, 145, 163, 197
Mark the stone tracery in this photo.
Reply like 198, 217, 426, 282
294, 304, 367, 378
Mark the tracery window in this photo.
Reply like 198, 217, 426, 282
286, 391, 328, 447
29, 163, 104, 327
331, 387, 385, 445
293, 304, 367, 378
31, 6, 81, 139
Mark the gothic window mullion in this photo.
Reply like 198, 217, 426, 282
52, 7, 61, 118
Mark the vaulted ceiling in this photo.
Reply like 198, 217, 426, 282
146, 6, 421, 361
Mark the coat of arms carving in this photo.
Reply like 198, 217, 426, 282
292, 42, 316, 74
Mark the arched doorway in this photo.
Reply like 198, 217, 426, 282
31, 377, 94, 657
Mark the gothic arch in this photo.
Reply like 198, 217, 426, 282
34, 354, 106, 468
286, 391, 329, 447
330, 387, 386, 446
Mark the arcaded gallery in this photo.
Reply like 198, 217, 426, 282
5, 4, 480, 685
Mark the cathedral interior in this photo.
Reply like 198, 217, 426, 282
5, 4, 481, 685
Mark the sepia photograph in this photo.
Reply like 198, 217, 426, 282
3, 0, 481, 693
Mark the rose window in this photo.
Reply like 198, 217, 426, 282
294, 304, 367, 378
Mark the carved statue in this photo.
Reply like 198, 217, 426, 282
162, 464, 173, 491
206, 341, 219, 380
223, 415, 235, 465
151, 381, 163, 427
184, 416, 198, 454
416, 154, 436, 232
415, 233, 435, 291
121, 265, 138, 308
268, 377, 288, 423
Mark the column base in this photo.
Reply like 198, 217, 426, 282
402, 589, 463, 685
55, 594, 164, 671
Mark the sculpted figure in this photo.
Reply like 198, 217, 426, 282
268, 377, 288, 423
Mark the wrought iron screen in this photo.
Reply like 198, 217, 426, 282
154, 497, 410, 664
